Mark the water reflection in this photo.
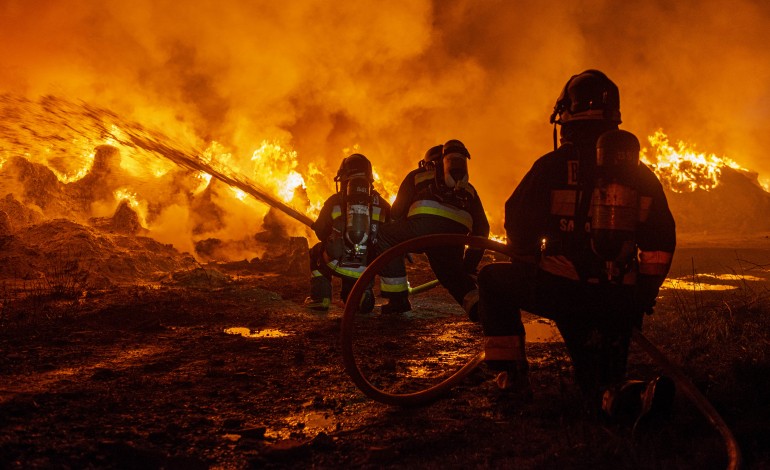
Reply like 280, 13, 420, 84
264, 407, 337, 440
525, 319, 562, 342
663, 273, 765, 291
224, 327, 289, 338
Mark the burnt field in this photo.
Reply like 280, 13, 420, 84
1, 238, 770, 469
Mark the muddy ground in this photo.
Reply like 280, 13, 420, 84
0, 249, 768, 469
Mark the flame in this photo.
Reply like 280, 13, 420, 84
372, 168, 399, 205
113, 187, 148, 225
642, 130, 748, 193
250, 141, 306, 203
230, 187, 247, 201
114, 188, 140, 208
193, 171, 212, 194
48, 147, 96, 183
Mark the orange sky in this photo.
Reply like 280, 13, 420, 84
2, 0, 769, 236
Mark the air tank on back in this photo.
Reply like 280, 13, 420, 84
590, 129, 641, 280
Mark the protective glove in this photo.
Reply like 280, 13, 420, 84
634, 275, 662, 316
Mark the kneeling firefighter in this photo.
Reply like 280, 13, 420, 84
305, 153, 391, 313
374, 140, 490, 316
477, 70, 677, 420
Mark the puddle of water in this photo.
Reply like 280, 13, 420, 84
224, 327, 289, 338
264, 409, 337, 440
525, 319, 562, 342
663, 273, 768, 292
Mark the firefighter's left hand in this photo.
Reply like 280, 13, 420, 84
634, 278, 660, 316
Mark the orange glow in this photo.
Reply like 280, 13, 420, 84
642, 130, 749, 193
372, 169, 399, 205
40, 145, 96, 183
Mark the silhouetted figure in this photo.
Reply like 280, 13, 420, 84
477, 70, 677, 421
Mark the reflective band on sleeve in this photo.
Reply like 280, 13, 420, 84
326, 260, 365, 279
380, 276, 409, 293
414, 171, 434, 186
484, 335, 525, 361
639, 250, 673, 275
638, 196, 652, 222
407, 200, 473, 231
371, 206, 382, 221
331, 205, 342, 220
550, 190, 577, 216
311, 270, 323, 278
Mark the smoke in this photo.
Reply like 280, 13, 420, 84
2, 0, 769, 236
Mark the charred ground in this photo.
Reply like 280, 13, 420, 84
2, 238, 770, 469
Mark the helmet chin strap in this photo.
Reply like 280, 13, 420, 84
553, 122, 558, 151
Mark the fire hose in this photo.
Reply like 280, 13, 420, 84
340, 233, 741, 469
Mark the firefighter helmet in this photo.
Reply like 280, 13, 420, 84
335, 153, 373, 183
442, 139, 471, 159
421, 144, 443, 168
549, 70, 621, 125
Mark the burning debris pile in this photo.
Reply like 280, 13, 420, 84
0, 95, 315, 288
643, 131, 770, 236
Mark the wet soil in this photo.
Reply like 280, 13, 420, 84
0, 256, 766, 469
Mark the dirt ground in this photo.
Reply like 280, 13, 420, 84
0, 250, 766, 470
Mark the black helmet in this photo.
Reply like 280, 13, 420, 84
550, 70, 621, 125
423, 144, 443, 164
335, 153, 373, 183
442, 139, 470, 159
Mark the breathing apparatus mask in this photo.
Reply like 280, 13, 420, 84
332, 154, 374, 267
434, 140, 472, 208
590, 129, 640, 282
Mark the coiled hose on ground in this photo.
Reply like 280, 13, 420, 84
340, 233, 740, 469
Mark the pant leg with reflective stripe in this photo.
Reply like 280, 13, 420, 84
484, 335, 527, 362
309, 243, 332, 302
373, 220, 414, 300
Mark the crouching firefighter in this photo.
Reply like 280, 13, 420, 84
305, 153, 391, 313
477, 70, 677, 421
374, 140, 490, 316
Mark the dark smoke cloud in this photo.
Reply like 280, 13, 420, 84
1, 0, 769, 234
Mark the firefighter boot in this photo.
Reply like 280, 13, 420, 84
492, 361, 533, 402
484, 335, 532, 401
359, 289, 375, 314
636, 375, 676, 424
305, 275, 332, 312
600, 380, 646, 423
381, 295, 412, 314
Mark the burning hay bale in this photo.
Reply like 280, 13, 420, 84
88, 200, 145, 235
0, 219, 198, 288
66, 145, 123, 210
666, 166, 770, 235
0, 193, 43, 230
0, 211, 11, 238
1, 156, 74, 218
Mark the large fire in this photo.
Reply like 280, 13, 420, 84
3, 93, 769, 263
641, 130, 756, 193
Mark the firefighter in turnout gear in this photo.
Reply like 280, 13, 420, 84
375, 140, 490, 316
305, 153, 391, 313
477, 70, 677, 420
